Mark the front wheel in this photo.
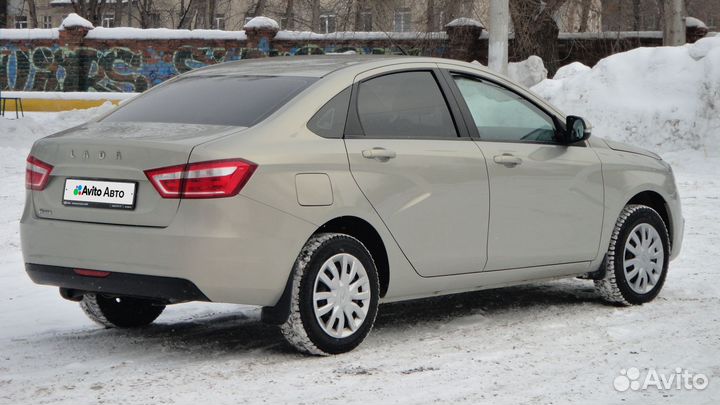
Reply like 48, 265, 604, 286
80, 293, 165, 328
595, 204, 670, 305
281, 233, 380, 355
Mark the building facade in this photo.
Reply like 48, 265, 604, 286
3, 0, 601, 33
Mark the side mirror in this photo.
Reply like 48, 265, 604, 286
565, 116, 591, 143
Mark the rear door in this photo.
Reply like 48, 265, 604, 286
444, 70, 604, 271
344, 66, 490, 277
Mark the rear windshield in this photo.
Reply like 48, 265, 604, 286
102, 75, 317, 127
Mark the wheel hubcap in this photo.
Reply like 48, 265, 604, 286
623, 223, 664, 294
313, 253, 371, 339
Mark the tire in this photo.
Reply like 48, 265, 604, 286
80, 293, 165, 328
595, 204, 670, 305
280, 233, 380, 355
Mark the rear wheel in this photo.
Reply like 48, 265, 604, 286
280, 233, 380, 355
80, 293, 165, 328
595, 204, 670, 305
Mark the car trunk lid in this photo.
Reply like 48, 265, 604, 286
30, 121, 241, 227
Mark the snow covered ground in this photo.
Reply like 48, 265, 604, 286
1, 40, 719, 404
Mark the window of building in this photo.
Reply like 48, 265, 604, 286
15, 15, 28, 29
393, 7, 411, 32
320, 12, 337, 33
148, 13, 161, 28
359, 10, 372, 31
214, 13, 225, 30
102, 12, 115, 28
42, 15, 53, 29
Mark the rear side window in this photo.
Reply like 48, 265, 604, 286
103, 75, 317, 127
307, 87, 351, 138
356, 71, 457, 139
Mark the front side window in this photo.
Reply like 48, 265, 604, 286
357, 71, 457, 139
453, 75, 558, 143
103, 75, 317, 127
42, 16, 53, 29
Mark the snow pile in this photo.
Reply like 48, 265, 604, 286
60, 13, 94, 30
243, 16, 280, 30
507, 55, 548, 87
532, 37, 720, 154
686, 16, 707, 29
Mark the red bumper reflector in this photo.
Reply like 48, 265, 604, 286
73, 269, 111, 278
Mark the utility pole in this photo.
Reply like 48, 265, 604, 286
488, 0, 509, 75
663, 0, 686, 45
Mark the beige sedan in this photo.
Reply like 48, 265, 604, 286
21, 56, 683, 354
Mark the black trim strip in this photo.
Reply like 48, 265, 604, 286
26, 263, 210, 303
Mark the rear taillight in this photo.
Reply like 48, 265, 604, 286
145, 159, 257, 199
25, 156, 53, 190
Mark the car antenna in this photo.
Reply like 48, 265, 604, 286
377, 25, 408, 55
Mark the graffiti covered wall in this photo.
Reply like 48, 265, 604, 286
0, 42, 246, 92
0, 26, 449, 92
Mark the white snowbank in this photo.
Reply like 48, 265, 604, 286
87, 27, 247, 40
532, 37, 720, 154
552, 61, 591, 80
60, 13, 94, 30
507, 55, 548, 87
1, 91, 138, 101
471, 56, 549, 88
243, 16, 280, 30
445, 17, 484, 28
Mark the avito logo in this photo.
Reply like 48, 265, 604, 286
73, 184, 126, 199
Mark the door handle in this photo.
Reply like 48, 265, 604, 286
493, 154, 522, 166
362, 148, 397, 160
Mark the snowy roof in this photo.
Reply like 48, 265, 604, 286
686, 17, 708, 29
60, 13, 94, 30
445, 17, 484, 28
0, 28, 59, 40
86, 27, 247, 40
243, 16, 280, 30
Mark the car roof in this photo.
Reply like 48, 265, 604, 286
187, 55, 477, 78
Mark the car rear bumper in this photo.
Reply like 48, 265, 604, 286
20, 193, 316, 306
26, 263, 209, 303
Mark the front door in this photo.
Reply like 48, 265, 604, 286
449, 73, 604, 271
344, 68, 490, 277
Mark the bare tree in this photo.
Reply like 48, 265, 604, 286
69, 0, 107, 26
26, 0, 39, 28
176, 0, 195, 29
284, 0, 295, 29
134, 0, 155, 28
509, 0, 568, 74
578, 0, 593, 31
310, 0, 320, 31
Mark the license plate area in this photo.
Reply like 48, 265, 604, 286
63, 178, 137, 210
